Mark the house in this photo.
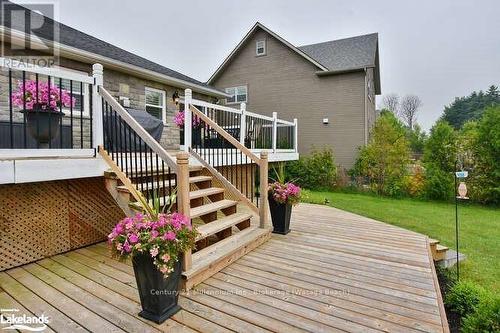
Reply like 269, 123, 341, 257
0, 1, 297, 288
208, 22, 381, 168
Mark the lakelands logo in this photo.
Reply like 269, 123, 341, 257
0, 308, 49, 331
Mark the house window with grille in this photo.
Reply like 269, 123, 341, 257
256, 40, 266, 56
145, 87, 166, 123
225, 86, 247, 104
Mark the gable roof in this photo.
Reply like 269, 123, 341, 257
207, 22, 329, 83
298, 33, 378, 72
0, 0, 227, 97
208, 22, 381, 94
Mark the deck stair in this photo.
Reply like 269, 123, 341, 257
104, 162, 270, 290
429, 238, 449, 261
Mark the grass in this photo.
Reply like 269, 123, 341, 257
303, 190, 500, 292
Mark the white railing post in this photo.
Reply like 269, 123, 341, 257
92, 63, 104, 149
272, 112, 278, 152
293, 118, 298, 152
183, 89, 192, 152
239, 102, 246, 145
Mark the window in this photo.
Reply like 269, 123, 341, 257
225, 86, 247, 104
256, 40, 266, 56
145, 87, 166, 123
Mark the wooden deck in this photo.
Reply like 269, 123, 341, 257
0, 203, 448, 332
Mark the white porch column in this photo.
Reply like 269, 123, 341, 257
183, 89, 192, 152
293, 118, 298, 152
92, 64, 104, 149
272, 112, 278, 152
239, 102, 246, 145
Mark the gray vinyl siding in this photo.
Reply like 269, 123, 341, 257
212, 28, 366, 169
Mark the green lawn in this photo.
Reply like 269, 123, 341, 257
303, 190, 500, 292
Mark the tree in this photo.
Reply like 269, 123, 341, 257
400, 95, 422, 129
382, 93, 400, 115
406, 124, 427, 156
353, 111, 410, 195
422, 120, 457, 200
441, 85, 500, 129
473, 106, 500, 204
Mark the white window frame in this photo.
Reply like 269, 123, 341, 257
145, 87, 167, 124
52, 66, 90, 118
225, 85, 247, 104
256, 40, 266, 56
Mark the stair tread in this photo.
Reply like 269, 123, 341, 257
184, 227, 269, 278
190, 200, 237, 219
105, 165, 203, 177
195, 212, 253, 241
429, 238, 440, 245
117, 176, 212, 192
436, 244, 448, 252
190, 187, 225, 200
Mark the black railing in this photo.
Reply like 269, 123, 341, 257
1, 68, 93, 149
192, 114, 258, 207
245, 114, 273, 149
276, 123, 295, 149
102, 100, 176, 209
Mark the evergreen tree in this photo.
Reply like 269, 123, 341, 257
441, 85, 500, 129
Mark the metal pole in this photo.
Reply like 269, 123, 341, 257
454, 161, 459, 281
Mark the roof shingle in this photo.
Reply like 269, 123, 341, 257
298, 33, 378, 72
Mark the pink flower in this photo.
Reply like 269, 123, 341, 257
150, 230, 159, 239
11, 79, 75, 111
122, 242, 131, 253
163, 231, 176, 241
128, 233, 139, 244
161, 253, 170, 262
150, 246, 159, 257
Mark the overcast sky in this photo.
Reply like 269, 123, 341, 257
39, 0, 500, 130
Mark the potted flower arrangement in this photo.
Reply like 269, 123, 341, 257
174, 111, 203, 146
268, 163, 301, 234
108, 211, 196, 323
11, 80, 75, 148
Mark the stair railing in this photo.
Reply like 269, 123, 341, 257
98, 86, 193, 272
181, 89, 269, 228
98, 87, 179, 215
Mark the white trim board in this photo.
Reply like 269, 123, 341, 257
0, 156, 108, 184
0, 149, 96, 160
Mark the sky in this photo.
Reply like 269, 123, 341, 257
32, 0, 500, 130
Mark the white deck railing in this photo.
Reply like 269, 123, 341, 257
179, 91, 298, 154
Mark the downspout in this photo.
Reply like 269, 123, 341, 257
364, 68, 368, 145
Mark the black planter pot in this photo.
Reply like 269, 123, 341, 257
268, 195, 292, 235
21, 106, 64, 148
132, 253, 183, 323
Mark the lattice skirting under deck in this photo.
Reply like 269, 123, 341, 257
0, 177, 125, 271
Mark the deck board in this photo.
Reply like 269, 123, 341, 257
0, 203, 448, 332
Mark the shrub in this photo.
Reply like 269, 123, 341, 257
403, 164, 425, 197
423, 163, 454, 200
423, 120, 457, 172
462, 296, 500, 333
445, 280, 486, 317
352, 111, 410, 196
286, 148, 337, 190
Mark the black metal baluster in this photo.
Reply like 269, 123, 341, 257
35, 74, 39, 148
59, 78, 63, 148
89, 84, 93, 149
155, 154, 161, 207
8, 70, 13, 148
80, 82, 83, 148
138, 133, 144, 194
70, 81, 74, 148
118, 115, 124, 172
48, 76, 52, 148
161, 160, 166, 208
149, 148, 154, 206
22, 71, 27, 147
